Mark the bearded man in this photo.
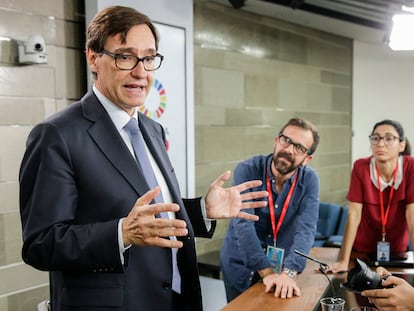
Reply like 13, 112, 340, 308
220, 117, 320, 302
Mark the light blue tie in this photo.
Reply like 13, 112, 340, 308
124, 118, 164, 203
124, 118, 181, 294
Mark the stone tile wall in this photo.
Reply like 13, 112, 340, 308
193, 1, 352, 255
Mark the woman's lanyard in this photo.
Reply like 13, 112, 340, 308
375, 161, 398, 241
266, 169, 298, 247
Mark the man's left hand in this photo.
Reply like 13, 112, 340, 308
204, 170, 268, 221
263, 273, 301, 299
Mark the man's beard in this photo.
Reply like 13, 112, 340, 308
273, 151, 300, 175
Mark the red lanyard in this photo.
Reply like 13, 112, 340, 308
375, 161, 398, 241
266, 170, 298, 246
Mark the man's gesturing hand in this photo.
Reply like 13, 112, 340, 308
205, 170, 268, 221
122, 187, 188, 248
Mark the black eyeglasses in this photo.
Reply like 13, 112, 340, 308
278, 133, 309, 155
369, 134, 400, 146
100, 49, 164, 71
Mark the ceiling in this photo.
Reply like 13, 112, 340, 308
212, 0, 414, 44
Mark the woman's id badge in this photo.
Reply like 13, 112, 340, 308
266, 245, 284, 273
377, 241, 390, 262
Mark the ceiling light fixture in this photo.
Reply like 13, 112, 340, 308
388, 7, 414, 51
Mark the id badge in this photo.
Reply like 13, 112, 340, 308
266, 245, 284, 273
377, 241, 390, 262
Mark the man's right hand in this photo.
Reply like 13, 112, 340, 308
122, 187, 188, 248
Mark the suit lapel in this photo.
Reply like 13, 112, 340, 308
81, 92, 150, 197
137, 113, 181, 201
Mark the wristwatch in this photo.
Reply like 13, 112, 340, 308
282, 268, 298, 279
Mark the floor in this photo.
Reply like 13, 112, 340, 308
200, 276, 228, 311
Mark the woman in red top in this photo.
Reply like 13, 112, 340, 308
329, 119, 414, 273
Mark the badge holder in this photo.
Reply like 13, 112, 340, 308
266, 244, 284, 273
377, 240, 390, 262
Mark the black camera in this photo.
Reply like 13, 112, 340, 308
342, 258, 384, 293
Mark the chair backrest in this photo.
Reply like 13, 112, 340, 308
335, 205, 349, 235
316, 202, 342, 237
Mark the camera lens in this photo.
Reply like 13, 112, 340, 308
34, 43, 43, 52
343, 259, 383, 292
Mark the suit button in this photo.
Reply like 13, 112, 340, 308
162, 282, 171, 290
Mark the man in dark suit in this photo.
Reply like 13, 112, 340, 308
19, 6, 267, 311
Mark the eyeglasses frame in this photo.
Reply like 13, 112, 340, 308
100, 49, 164, 71
278, 133, 310, 155
369, 134, 402, 146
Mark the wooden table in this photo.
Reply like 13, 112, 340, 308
221, 247, 414, 311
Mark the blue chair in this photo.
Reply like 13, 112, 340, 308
313, 202, 342, 247
325, 205, 349, 247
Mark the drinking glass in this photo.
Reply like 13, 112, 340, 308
320, 297, 345, 311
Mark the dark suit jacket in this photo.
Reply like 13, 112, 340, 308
19, 91, 216, 311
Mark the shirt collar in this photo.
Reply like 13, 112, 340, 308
370, 156, 403, 191
93, 85, 139, 130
